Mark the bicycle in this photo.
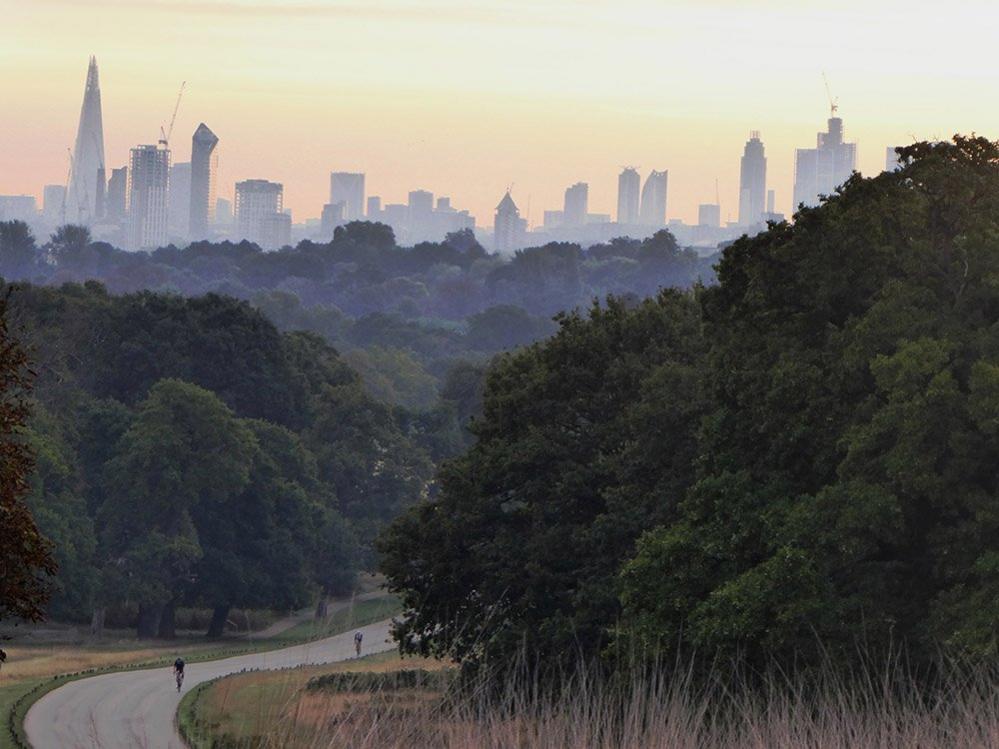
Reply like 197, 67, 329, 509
175, 668, 184, 692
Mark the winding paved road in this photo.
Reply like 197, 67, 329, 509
24, 617, 395, 749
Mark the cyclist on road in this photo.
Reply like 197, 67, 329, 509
354, 630, 363, 657
173, 657, 185, 692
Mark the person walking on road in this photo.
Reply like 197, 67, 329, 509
354, 630, 363, 657
173, 657, 185, 691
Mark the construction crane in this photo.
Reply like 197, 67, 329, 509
822, 72, 839, 118
159, 81, 186, 148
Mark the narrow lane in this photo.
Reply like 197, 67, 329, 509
24, 618, 394, 749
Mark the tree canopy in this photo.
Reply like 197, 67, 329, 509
380, 136, 999, 674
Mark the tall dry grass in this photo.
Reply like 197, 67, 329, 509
244, 657, 999, 749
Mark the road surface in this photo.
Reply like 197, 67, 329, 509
24, 617, 395, 749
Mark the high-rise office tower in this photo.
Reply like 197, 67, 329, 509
793, 112, 857, 210
639, 170, 668, 226
127, 145, 170, 249
494, 191, 524, 253
66, 57, 106, 224
42, 185, 67, 225
563, 182, 588, 227
189, 123, 219, 240
366, 196, 382, 219
407, 189, 434, 239
738, 132, 767, 225
617, 167, 641, 225
767, 189, 776, 215
235, 179, 289, 248
330, 172, 365, 220
168, 162, 191, 239
408, 189, 434, 217
105, 167, 128, 224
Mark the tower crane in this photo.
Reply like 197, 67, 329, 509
159, 81, 186, 148
822, 72, 839, 118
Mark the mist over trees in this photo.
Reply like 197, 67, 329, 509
0, 222, 712, 412
380, 137, 999, 674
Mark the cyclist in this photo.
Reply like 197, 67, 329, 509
173, 657, 185, 692
354, 630, 363, 657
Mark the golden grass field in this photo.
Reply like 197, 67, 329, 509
184, 652, 448, 747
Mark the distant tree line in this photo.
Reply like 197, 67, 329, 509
0, 222, 714, 412
2, 284, 464, 638
380, 137, 999, 676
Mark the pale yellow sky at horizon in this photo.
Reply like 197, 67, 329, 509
2, 0, 998, 229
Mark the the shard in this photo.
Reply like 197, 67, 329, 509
66, 56, 106, 225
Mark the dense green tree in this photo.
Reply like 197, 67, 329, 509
0, 290, 56, 662
308, 381, 432, 552
465, 305, 557, 353
379, 291, 707, 670
621, 136, 999, 668
0, 221, 41, 280
343, 346, 440, 411
194, 420, 322, 637
99, 379, 256, 637
24, 407, 98, 621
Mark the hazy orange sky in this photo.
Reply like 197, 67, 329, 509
2, 0, 997, 228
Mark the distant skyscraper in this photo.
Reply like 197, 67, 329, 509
885, 146, 903, 172
43, 185, 67, 225
189, 123, 219, 240
738, 131, 767, 225
0, 196, 37, 222
543, 210, 564, 229
767, 189, 776, 215
639, 170, 668, 226
617, 167, 640, 224
66, 56, 106, 225
105, 167, 127, 224
562, 182, 588, 227
321, 202, 345, 237
127, 145, 170, 250
366, 196, 382, 219
494, 191, 524, 253
698, 203, 721, 228
330, 173, 365, 220
408, 189, 434, 217
168, 162, 191, 239
793, 113, 857, 210
215, 197, 233, 226
235, 179, 288, 248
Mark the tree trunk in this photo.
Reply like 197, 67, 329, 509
136, 604, 161, 639
90, 607, 106, 640
157, 599, 177, 639
207, 604, 230, 639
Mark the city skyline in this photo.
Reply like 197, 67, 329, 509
4, 0, 993, 228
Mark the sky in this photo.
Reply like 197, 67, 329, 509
2, 0, 998, 227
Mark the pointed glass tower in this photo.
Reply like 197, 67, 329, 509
66, 56, 106, 225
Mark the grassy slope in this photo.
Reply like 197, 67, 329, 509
0, 594, 398, 749
179, 651, 447, 748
